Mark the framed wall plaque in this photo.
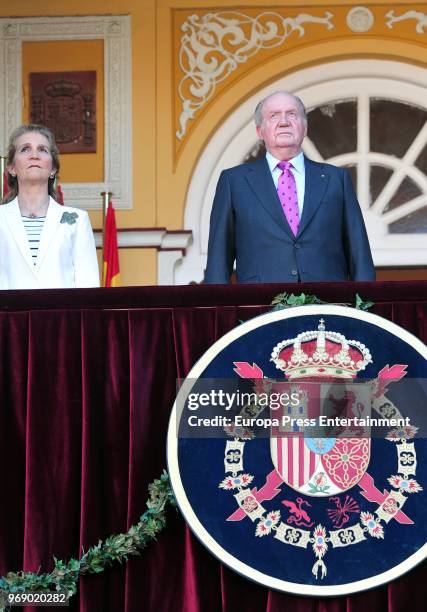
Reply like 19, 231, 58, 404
29, 70, 96, 153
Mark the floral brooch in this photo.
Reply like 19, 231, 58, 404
60, 212, 78, 225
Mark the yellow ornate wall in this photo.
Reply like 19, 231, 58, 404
1, 0, 427, 283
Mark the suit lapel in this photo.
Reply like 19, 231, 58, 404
298, 157, 330, 236
4, 199, 35, 272
245, 157, 294, 238
36, 198, 63, 270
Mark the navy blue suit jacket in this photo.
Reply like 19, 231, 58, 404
205, 156, 375, 283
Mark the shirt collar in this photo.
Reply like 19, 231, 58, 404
266, 150, 305, 174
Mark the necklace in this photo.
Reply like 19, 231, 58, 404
23, 211, 46, 219
19, 198, 49, 219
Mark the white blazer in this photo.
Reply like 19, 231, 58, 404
0, 197, 100, 289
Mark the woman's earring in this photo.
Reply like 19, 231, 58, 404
50, 173, 55, 179
9, 171, 16, 177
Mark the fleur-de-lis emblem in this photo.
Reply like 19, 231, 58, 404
60, 212, 78, 225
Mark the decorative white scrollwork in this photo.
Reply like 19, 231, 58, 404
176, 11, 335, 140
385, 10, 427, 33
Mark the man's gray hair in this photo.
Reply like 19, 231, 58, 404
254, 91, 307, 126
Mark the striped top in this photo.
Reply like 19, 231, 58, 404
22, 216, 46, 264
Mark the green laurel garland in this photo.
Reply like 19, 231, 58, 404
270, 291, 374, 311
0, 471, 176, 611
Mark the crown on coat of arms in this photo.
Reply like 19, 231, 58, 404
45, 79, 81, 98
271, 319, 372, 379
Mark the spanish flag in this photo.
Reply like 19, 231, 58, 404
102, 201, 120, 287
56, 183, 64, 205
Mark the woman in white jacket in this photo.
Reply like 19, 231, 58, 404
1, 124, 100, 289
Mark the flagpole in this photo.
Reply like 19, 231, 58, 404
0, 156, 6, 200
100, 190, 112, 277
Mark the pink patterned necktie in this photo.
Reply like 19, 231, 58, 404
277, 161, 299, 235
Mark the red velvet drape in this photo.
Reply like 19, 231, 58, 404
0, 281, 425, 612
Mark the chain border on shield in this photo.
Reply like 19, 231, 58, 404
219, 389, 422, 580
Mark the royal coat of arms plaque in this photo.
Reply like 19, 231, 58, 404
167, 305, 427, 596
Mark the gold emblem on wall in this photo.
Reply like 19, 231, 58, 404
29, 71, 96, 153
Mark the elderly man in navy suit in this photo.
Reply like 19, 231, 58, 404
205, 91, 375, 283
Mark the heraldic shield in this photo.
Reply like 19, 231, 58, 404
167, 305, 427, 597
269, 320, 372, 496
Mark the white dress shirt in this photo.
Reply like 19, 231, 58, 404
266, 150, 306, 216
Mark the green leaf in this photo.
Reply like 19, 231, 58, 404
270, 292, 325, 309
355, 293, 374, 311
270, 292, 289, 305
